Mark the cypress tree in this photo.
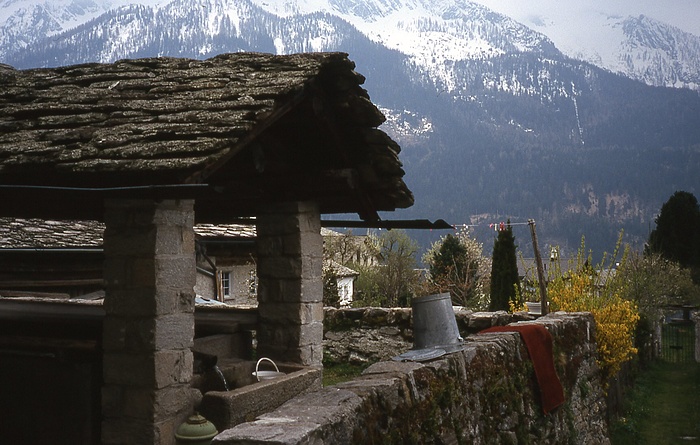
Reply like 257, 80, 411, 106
489, 221, 521, 311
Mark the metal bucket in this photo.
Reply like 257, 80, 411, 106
525, 301, 541, 315
411, 293, 463, 352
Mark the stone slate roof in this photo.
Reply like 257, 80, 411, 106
0, 219, 356, 249
0, 218, 259, 249
323, 260, 359, 278
0, 52, 413, 222
0, 218, 104, 248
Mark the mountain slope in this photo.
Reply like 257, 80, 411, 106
1, 0, 699, 258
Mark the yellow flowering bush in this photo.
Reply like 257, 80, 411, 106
547, 236, 640, 379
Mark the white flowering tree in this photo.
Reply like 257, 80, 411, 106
421, 226, 491, 310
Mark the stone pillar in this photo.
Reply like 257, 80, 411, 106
256, 201, 323, 366
694, 311, 700, 363
101, 199, 201, 445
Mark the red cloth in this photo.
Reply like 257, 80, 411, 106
479, 324, 565, 414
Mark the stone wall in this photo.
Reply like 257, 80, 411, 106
322, 307, 533, 365
213, 312, 611, 444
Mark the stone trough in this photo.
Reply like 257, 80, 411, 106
194, 358, 323, 432
191, 332, 322, 432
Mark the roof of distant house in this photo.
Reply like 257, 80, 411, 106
0, 217, 259, 249
0, 218, 350, 249
324, 260, 359, 278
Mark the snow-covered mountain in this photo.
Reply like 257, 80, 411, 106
2, 0, 699, 90
0, 0, 167, 59
472, 0, 700, 89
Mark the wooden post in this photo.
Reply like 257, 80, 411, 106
528, 219, 548, 315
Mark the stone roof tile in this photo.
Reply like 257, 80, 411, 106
0, 52, 413, 222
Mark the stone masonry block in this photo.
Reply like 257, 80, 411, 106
150, 200, 195, 226
153, 313, 195, 351
103, 288, 158, 317
256, 217, 300, 237
300, 280, 323, 303
257, 302, 323, 325
257, 256, 302, 279
102, 316, 128, 352
256, 343, 323, 367
123, 387, 156, 420
298, 322, 324, 347
301, 255, 323, 282
131, 257, 157, 287
100, 417, 155, 445
257, 279, 322, 304
181, 228, 196, 255
154, 385, 202, 422
299, 231, 322, 257
103, 314, 194, 353
102, 316, 152, 353
256, 278, 300, 303
103, 257, 129, 289
103, 352, 156, 387
279, 233, 302, 255
256, 231, 321, 260
257, 321, 323, 350
155, 256, 196, 290
101, 385, 125, 419
155, 288, 195, 315
155, 419, 178, 445
255, 235, 283, 258
154, 350, 193, 389
103, 228, 157, 256
154, 226, 189, 255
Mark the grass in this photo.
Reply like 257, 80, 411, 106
611, 360, 700, 445
322, 362, 367, 386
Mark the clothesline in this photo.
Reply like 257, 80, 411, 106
451, 220, 534, 232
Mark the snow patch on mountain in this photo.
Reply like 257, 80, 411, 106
0, 0, 169, 58
379, 107, 433, 147
250, 0, 556, 61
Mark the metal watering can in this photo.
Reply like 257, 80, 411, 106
251, 357, 286, 381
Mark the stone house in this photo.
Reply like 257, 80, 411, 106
323, 259, 359, 307
0, 217, 256, 301
0, 52, 413, 445
0, 219, 359, 306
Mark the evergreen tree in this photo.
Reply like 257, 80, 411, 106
322, 264, 341, 308
429, 234, 468, 284
489, 222, 520, 311
647, 191, 700, 283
